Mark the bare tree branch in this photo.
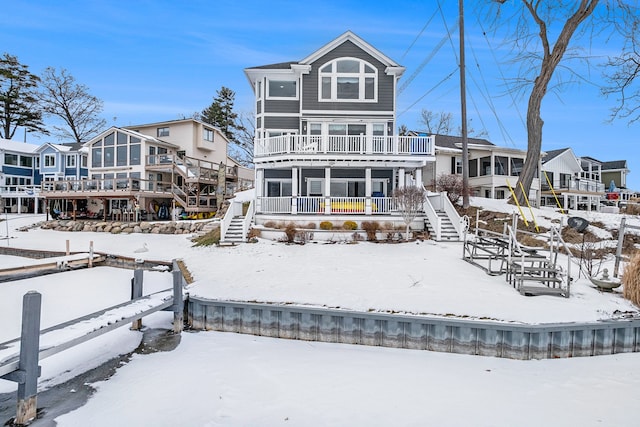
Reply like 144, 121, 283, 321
38, 67, 106, 143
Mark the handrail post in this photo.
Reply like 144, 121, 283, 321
15, 291, 42, 425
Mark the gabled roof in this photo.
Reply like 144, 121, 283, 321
245, 31, 405, 78
84, 126, 179, 149
34, 142, 75, 154
541, 148, 571, 164
300, 31, 402, 71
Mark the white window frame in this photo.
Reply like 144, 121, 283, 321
66, 154, 76, 168
44, 154, 56, 167
265, 179, 292, 197
157, 127, 170, 137
318, 57, 378, 102
203, 128, 214, 141
306, 178, 324, 196
266, 79, 298, 100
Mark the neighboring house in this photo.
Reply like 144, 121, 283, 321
34, 142, 88, 182
599, 159, 638, 203
244, 31, 436, 227
0, 139, 44, 213
39, 119, 253, 220
540, 148, 605, 211
422, 134, 540, 203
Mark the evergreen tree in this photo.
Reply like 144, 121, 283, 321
200, 86, 245, 143
0, 53, 47, 139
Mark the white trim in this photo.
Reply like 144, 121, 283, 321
317, 57, 378, 103
266, 78, 299, 100
300, 31, 404, 75
301, 109, 393, 116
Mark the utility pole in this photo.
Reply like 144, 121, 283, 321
459, 0, 469, 209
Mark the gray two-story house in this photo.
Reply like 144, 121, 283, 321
244, 31, 438, 228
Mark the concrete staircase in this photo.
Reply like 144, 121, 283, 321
221, 216, 246, 245
426, 210, 460, 241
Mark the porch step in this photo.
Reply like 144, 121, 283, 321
222, 216, 247, 244
425, 211, 460, 241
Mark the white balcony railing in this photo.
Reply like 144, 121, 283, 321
259, 196, 399, 215
255, 135, 435, 157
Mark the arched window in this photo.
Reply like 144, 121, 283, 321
319, 58, 377, 102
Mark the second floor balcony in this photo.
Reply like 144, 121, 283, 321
254, 134, 435, 158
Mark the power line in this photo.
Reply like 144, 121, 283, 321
400, 8, 439, 61
398, 23, 458, 95
398, 68, 458, 118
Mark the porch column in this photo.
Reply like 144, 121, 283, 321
398, 168, 405, 188
324, 167, 331, 214
415, 168, 422, 188
255, 169, 264, 213
563, 193, 568, 211
291, 167, 298, 215
365, 167, 372, 215
17, 196, 22, 214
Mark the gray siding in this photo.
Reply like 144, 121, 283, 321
265, 169, 292, 179
264, 99, 300, 114
264, 116, 300, 130
302, 40, 395, 113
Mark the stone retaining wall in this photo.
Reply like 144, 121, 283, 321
38, 219, 209, 235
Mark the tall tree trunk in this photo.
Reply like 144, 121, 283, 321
514, 0, 599, 205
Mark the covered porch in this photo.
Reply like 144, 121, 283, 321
256, 165, 424, 215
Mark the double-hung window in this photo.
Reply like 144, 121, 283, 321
44, 154, 56, 167
66, 155, 76, 168
319, 58, 377, 102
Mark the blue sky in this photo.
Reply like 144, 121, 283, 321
3, 0, 638, 189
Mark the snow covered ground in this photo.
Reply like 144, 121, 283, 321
1, 200, 639, 426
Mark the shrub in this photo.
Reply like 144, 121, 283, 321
320, 221, 333, 230
192, 228, 221, 247
361, 221, 380, 241
263, 220, 276, 228
247, 228, 261, 239
436, 173, 466, 204
284, 222, 297, 243
343, 220, 357, 230
306, 222, 317, 229
623, 251, 640, 306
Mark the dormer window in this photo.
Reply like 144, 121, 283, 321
319, 58, 377, 102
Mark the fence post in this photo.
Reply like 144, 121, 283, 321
613, 217, 626, 278
131, 269, 143, 330
15, 291, 42, 425
172, 269, 184, 333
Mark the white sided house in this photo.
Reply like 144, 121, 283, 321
422, 134, 540, 203
240, 31, 463, 241
540, 148, 605, 212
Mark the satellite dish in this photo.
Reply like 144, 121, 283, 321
568, 216, 589, 233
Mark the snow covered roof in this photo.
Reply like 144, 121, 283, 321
0, 138, 39, 154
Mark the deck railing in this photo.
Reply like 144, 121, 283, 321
259, 196, 399, 215
40, 178, 174, 194
255, 134, 435, 157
